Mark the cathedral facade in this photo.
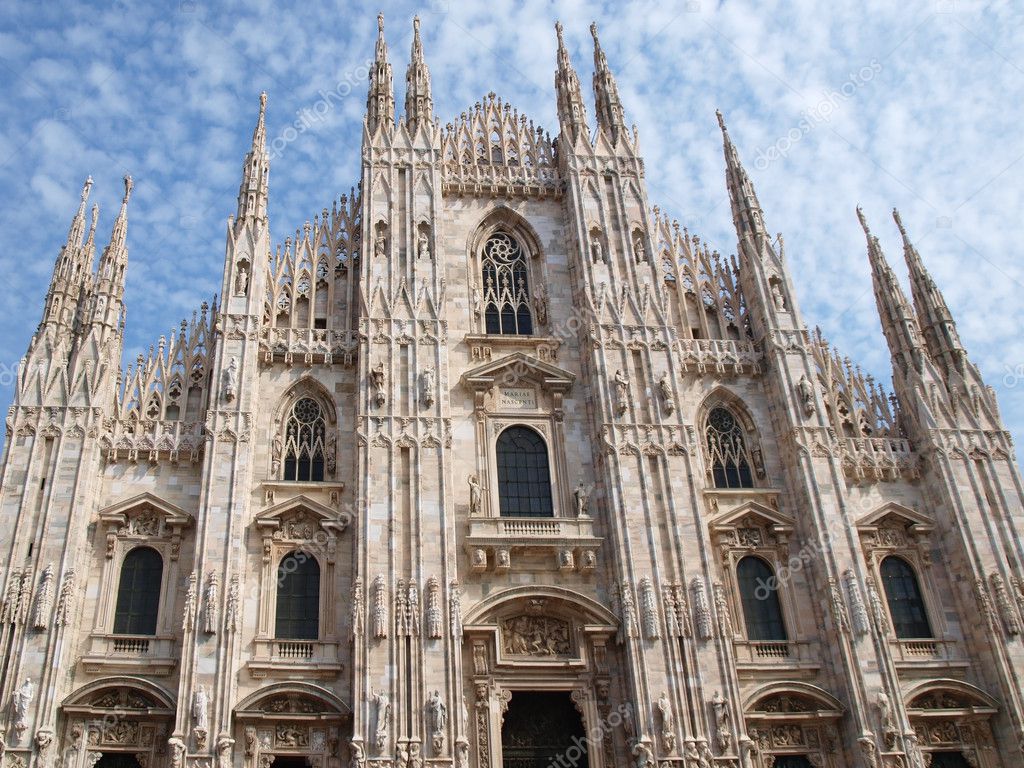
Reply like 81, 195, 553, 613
1, 15, 1023, 768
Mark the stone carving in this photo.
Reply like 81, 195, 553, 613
631, 739, 655, 768
691, 578, 713, 640
55, 569, 76, 626
633, 235, 647, 264
417, 230, 430, 260
877, 692, 897, 749
990, 573, 1021, 635
573, 481, 589, 517
222, 357, 238, 402
2, 569, 26, 625
373, 575, 388, 639
326, 433, 337, 475
468, 475, 482, 515
771, 280, 787, 311
371, 362, 387, 407
183, 571, 198, 631
406, 581, 420, 636
234, 265, 249, 296
712, 582, 732, 638
975, 577, 998, 627
374, 230, 386, 258
796, 374, 815, 416
348, 740, 364, 768
658, 372, 674, 415
829, 578, 851, 635
13, 677, 33, 737
427, 690, 446, 754
409, 741, 423, 768
857, 736, 879, 768
455, 738, 468, 768
373, 690, 390, 751
618, 581, 639, 639
225, 575, 239, 632
419, 368, 435, 409
203, 572, 219, 635
657, 692, 675, 753
449, 580, 462, 639
711, 691, 731, 754
168, 737, 186, 768
639, 577, 660, 639
533, 283, 548, 326
35, 729, 53, 765
271, 433, 283, 474
866, 577, 890, 636
192, 685, 209, 750
501, 615, 571, 656
613, 369, 630, 416
31, 564, 54, 631
244, 726, 257, 758
216, 735, 234, 768
426, 576, 442, 639
844, 569, 869, 636
351, 577, 364, 639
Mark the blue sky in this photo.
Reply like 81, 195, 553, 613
1, 0, 1023, 443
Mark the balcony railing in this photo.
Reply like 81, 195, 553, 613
82, 634, 177, 675
464, 515, 602, 572
732, 639, 816, 669
112, 636, 151, 654
248, 638, 343, 680
889, 637, 964, 666
277, 641, 315, 659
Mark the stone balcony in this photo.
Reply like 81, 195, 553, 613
889, 637, 968, 670
464, 515, 602, 573
733, 639, 820, 677
247, 638, 343, 680
81, 633, 178, 675
842, 436, 918, 481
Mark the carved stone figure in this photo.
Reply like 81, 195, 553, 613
216, 735, 234, 768
203, 572, 219, 635
501, 615, 571, 656
31, 564, 54, 631
222, 357, 238, 402
373, 575, 388, 639
371, 362, 387, 407
428, 690, 447, 753
420, 368, 435, 409
711, 691, 731, 753
658, 371, 674, 414
426, 577, 442, 639
12, 677, 34, 737
271, 433, 283, 474
417, 230, 430, 260
613, 369, 629, 415
374, 230, 386, 258
771, 280, 787, 310
468, 475, 482, 515
373, 690, 390, 750
168, 737, 186, 768
591, 233, 605, 263
633, 236, 647, 264
573, 481, 589, 517
449, 580, 463, 639
631, 739, 655, 768
533, 283, 548, 326
326, 432, 337, 474
192, 685, 209, 750
349, 740, 365, 768
877, 692, 897, 749
657, 692, 675, 753
244, 726, 257, 758
796, 373, 815, 416
234, 265, 249, 296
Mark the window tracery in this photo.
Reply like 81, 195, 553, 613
282, 397, 327, 482
482, 231, 533, 336
705, 406, 756, 488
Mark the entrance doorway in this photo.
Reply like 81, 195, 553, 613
270, 758, 310, 768
929, 753, 972, 768
501, 691, 589, 768
94, 756, 142, 768
772, 757, 814, 768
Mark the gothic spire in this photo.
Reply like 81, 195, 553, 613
717, 110, 769, 245
65, 176, 93, 257
858, 206, 925, 376
893, 208, 967, 374
404, 16, 433, 133
367, 12, 395, 133
590, 22, 627, 144
554, 21, 588, 145
236, 91, 269, 228
95, 175, 133, 296
42, 177, 94, 333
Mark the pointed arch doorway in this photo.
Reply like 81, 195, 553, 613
500, 691, 589, 768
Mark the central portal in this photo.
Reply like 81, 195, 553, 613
501, 691, 589, 768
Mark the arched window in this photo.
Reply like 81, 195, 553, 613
880, 556, 932, 639
737, 556, 787, 641
482, 231, 533, 336
113, 547, 163, 635
496, 426, 553, 517
706, 406, 754, 488
275, 551, 320, 640
283, 397, 327, 481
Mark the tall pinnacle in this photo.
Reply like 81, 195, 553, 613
42, 177, 96, 333
96, 175, 133, 289
236, 91, 270, 227
404, 16, 433, 133
590, 22, 627, 144
893, 208, 966, 373
65, 177, 93, 256
717, 110, 768, 244
367, 12, 395, 133
858, 206, 925, 376
554, 21, 589, 145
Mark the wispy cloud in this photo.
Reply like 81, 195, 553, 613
0, 0, 1021, 441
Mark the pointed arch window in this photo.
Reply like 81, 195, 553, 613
496, 426, 553, 517
113, 547, 163, 635
880, 556, 932, 639
737, 556, 787, 641
706, 406, 754, 488
482, 231, 533, 336
283, 397, 326, 481
275, 551, 321, 640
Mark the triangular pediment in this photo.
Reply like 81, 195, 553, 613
709, 499, 795, 533
98, 492, 193, 528
856, 502, 934, 532
460, 352, 575, 394
255, 493, 352, 534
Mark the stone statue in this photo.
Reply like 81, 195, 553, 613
573, 481, 589, 517
711, 691, 731, 753
634, 236, 647, 263
657, 692, 675, 752
192, 685, 209, 749
613, 369, 629, 415
374, 690, 390, 750
371, 362, 386, 407
349, 740, 365, 768
12, 677, 34, 737
326, 433, 337, 474
222, 357, 238, 402
417, 231, 431, 260
409, 741, 423, 768
631, 740, 655, 768
396, 742, 408, 768
797, 374, 815, 416
216, 735, 234, 768
271, 433, 283, 473
771, 280, 787, 310
658, 371, 674, 414
533, 283, 548, 326
428, 690, 447, 735
234, 265, 249, 296
591, 234, 605, 263
168, 737, 186, 768
374, 231, 386, 258
244, 726, 257, 758
420, 368, 435, 409
468, 475, 482, 515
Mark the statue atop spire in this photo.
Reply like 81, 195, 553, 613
236, 91, 269, 228
405, 15, 433, 133
717, 109, 768, 245
590, 22, 627, 144
554, 21, 589, 145
367, 12, 395, 134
